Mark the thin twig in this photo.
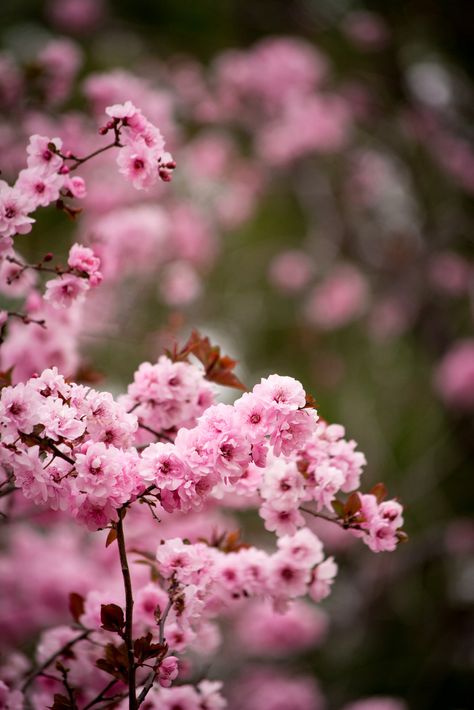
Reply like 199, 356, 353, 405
82, 679, 118, 710
68, 141, 119, 170
25, 433, 76, 467
21, 629, 90, 692
138, 422, 174, 443
300, 506, 363, 533
136, 598, 173, 707
0, 483, 17, 498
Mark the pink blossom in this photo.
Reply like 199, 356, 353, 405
260, 458, 305, 509
428, 251, 472, 296
0, 182, 35, 239
268, 249, 313, 293
234, 392, 272, 440
135, 583, 169, 626
116, 141, 158, 190
47, 0, 106, 34
276, 528, 324, 567
140, 443, 190, 489
0, 383, 42, 441
25, 135, 63, 174
260, 501, 305, 537
269, 409, 317, 456
105, 100, 139, 120
305, 263, 369, 330
434, 339, 474, 409
309, 556, 338, 602
159, 262, 202, 306
156, 538, 207, 582
158, 656, 179, 688
37, 39, 83, 105
64, 175, 87, 199
15, 168, 64, 210
38, 398, 86, 441
252, 374, 306, 414
342, 11, 391, 50
44, 274, 89, 308
269, 553, 310, 597
311, 463, 345, 512
67, 243, 101, 279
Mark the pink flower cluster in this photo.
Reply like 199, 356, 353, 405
136, 374, 317, 514
155, 527, 334, 612
0, 367, 139, 529
104, 101, 175, 189
226, 419, 363, 532
120, 355, 215, 441
0, 134, 70, 252
44, 243, 103, 309
351, 494, 404, 553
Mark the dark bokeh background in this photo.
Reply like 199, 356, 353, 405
1, 1, 473, 708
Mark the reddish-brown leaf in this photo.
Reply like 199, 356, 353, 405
68, 592, 85, 623
370, 482, 387, 504
100, 604, 125, 633
105, 527, 117, 548
345, 492, 362, 517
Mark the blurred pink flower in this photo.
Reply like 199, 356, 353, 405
159, 262, 202, 306
46, 0, 106, 34
229, 669, 325, 710
428, 251, 472, 296
342, 698, 407, 710
342, 11, 391, 50
305, 264, 369, 330
434, 339, 474, 409
269, 249, 313, 293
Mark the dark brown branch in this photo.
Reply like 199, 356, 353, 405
24, 433, 76, 467
300, 506, 362, 532
68, 140, 119, 170
116, 510, 137, 710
